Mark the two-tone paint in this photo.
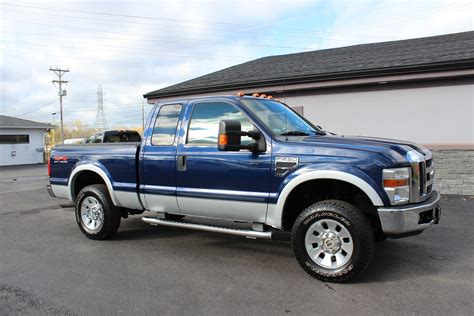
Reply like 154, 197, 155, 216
49, 96, 431, 230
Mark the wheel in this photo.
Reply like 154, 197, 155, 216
291, 200, 375, 283
75, 184, 121, 240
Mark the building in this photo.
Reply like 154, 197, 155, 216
0, 115, 54, 166
144, 31, 474, 195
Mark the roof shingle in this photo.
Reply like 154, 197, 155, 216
145, 31, 474, 98
0, 115, 54, 129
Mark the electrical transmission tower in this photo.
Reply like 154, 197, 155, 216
95, 84, 108, 131
49, 67, 69, 144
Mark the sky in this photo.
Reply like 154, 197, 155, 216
1, 0, 473, 129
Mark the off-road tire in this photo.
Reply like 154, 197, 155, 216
75, 184, 121, 240
291, 200, 375, 283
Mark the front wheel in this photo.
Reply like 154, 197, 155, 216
75, 184, 121, 240
291, 200, 375, 282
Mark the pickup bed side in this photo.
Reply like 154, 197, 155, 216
49, 143, 143, 210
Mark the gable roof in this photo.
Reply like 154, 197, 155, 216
0, 115, 54, 129
145, 31, 474, 99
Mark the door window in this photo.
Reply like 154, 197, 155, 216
187, 102, 254, 145
151, 104, 182, 146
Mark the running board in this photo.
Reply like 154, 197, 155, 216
141, 217, 273, 239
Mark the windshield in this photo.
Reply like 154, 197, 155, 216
240, 98, 323, 137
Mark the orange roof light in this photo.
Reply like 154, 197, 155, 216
252, 93, 260, 97
236, 91, 244, 97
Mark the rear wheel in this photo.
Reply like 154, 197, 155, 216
291, 200, 375, 282
75, 184, 121, 240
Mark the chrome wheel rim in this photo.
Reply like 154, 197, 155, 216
304, 219, 354, 269
80, 196, 104, 232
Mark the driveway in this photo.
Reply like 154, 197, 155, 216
1, 164, 473, 315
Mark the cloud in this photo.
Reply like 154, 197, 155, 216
1, 0, 472, 130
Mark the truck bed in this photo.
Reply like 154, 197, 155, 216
49, 143, 142, 209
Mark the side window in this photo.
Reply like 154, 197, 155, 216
151, 104, 182, 146
187, 102, 254, 145
94, 134, 102, 143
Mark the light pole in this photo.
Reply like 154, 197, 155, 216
52, 112, 57, 145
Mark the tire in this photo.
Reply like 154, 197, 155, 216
291, 200, 375, 283
75, 184, 121, 240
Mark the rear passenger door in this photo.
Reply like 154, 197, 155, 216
175, 99, 272, 222
141, 103, 183, 213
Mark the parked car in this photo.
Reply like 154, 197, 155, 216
86, 130, 141, 143
47, 95, 440, 282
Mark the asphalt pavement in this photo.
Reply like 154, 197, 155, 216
1, 164, 473, 315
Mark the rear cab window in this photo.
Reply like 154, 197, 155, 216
151, 104, 182, 146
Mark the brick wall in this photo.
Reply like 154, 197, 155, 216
433, 150, 474, 196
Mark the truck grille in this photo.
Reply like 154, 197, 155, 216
419, 159, 434, 196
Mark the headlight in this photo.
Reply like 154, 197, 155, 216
383, 167, 410, 205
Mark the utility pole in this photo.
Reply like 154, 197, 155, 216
49, 67, 69, 144
141, 100, 145, 131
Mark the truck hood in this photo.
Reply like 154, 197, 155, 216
306, 135, 427, 154
283, 134, 430, 164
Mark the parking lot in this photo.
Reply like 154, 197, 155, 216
1, 164, 473, 315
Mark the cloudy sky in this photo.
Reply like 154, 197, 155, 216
1, 0, 472, 129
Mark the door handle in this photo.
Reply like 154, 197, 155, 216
177, 155, 186, 171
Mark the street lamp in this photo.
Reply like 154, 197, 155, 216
51, 112, 58, 145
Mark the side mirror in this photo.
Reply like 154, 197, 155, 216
218, 120, 266, 153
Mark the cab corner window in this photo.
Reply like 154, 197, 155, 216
187, 102, 254, 146
151, 104, 182, 146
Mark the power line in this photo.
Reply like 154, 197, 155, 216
0, 6, 393, 42
16, 98, 59, 117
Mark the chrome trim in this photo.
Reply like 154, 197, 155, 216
176, 187, 269, 198
142, 217, 273, 239
406, 149, 434, 203
377, 190, 441, 235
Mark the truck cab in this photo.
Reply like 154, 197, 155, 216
48, 95, 440, 282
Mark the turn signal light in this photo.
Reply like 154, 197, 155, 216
219, 134, 228, 145
383, 178, 409, 187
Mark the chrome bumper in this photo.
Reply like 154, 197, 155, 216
46, 184, 56, 198
377, 190, 441, 235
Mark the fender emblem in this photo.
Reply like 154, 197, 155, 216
275, 157, 299, 176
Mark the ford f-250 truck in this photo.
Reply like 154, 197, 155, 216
47, 95, 440, 282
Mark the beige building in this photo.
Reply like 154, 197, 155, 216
145, 32, 474, 195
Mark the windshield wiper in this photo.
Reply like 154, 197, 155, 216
280, 130, 326, 136
280, 131, 311, 136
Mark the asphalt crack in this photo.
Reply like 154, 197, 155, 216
0, 284, 76, 315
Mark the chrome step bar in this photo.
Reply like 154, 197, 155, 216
141, 217, 273, 239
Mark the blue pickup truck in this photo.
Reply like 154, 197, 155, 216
48, 95, 440, 282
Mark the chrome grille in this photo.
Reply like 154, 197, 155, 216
407, 150, 434, 203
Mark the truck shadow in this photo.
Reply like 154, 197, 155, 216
110, 216, 454, 284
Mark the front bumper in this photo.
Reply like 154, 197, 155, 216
377, 190, 441, 235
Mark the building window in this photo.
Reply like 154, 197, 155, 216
151, 104, 182, 146
187, 102, 254, 145
0, 135, 30, 144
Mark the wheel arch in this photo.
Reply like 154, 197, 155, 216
68, 163, 119, 206
266, 170, 384, 230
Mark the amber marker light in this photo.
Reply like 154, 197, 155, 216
219, 134, 228, 145
383, 178, 409, 187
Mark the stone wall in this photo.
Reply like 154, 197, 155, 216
433, 150, 474, 196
